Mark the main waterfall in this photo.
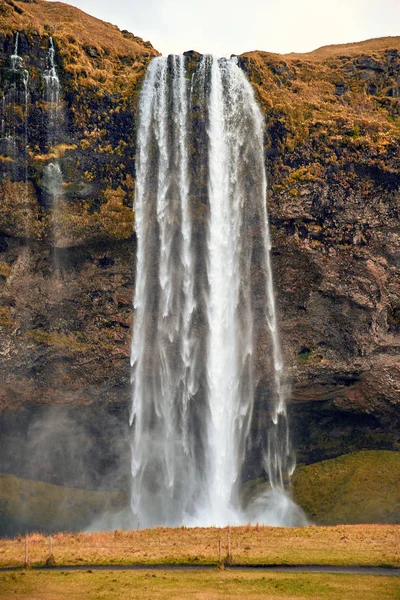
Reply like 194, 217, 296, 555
130, 54, 303, 527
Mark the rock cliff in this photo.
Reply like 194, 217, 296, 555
239, 41, 400, 463
0, 0, 399, 523
0, 0, 156, 492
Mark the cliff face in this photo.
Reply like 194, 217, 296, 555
0, 0, 155, 491
239, 41, 400, 462
0, 0, 399, 500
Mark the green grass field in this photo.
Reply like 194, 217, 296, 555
0, 569, 399, 600
1, 449, 399, 598
292, 450, 400, 524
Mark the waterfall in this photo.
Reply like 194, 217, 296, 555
0, 32, 29, 187
130, 54, 305, 528
11, 32, 29, 186
11, 32, 29, 96
130, 56, 203, 526
42, 37, 63, 208
44, 37, 61, 144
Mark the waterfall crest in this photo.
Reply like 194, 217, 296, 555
131, 54, 305, 527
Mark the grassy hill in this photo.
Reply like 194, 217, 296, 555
292, 450, 400, 524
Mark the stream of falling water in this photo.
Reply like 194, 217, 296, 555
42, 37, 63, 207
130, 55, 305, 528
0, 33, 29, 188
12, 32, 29, 191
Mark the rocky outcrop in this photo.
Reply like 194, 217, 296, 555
0, 0, 399, 501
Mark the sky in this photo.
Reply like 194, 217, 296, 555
52, 0, 400, 56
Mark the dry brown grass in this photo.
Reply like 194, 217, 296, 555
1, 0, 157, 57
0, 179, 47, 239
287, 36, 400, 60
0, 0, 158, 94
241, 36, 400, 155
52, 183, 134, 245
31, 144, 77, 162
0, 525, 399, 569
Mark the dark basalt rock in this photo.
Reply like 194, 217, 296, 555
354, 55, 384, 71
335, 82, 347, 95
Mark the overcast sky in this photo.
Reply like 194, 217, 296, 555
53, 0, 400, 56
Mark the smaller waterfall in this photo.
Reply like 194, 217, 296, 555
42, 36, 64, 264
44, 37, 61, 144
11, 32, 29, 95
11, 32, 21, 69
42, 37, 63, 209
0, 33, 29, 203
11, 32, 29, 159
42, 161, 63, 203
1, 96, 5, 136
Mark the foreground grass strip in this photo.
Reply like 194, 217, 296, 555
0, 570, 399, 600
0, 525, 399, 569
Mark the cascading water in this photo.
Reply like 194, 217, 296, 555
130, 55, 204, 527
12, 32, 28, 189
11, 32, 29, 123
44, 37, 61, 143
130, 54, 305, 528
42, 37, 63, 207
0, 32, 29, 185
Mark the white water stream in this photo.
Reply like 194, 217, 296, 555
42, 36, 63, 207
0, 32, 29, 185
130, 55, 304, 528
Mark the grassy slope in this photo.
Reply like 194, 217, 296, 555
0, 570, 398, 600
0, 525, 399, 568
0, 0, 158, 93
289, 36, 400, 59
292, 450, 400, 525
0, 474, 127, 537
241, 37, 400, 177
